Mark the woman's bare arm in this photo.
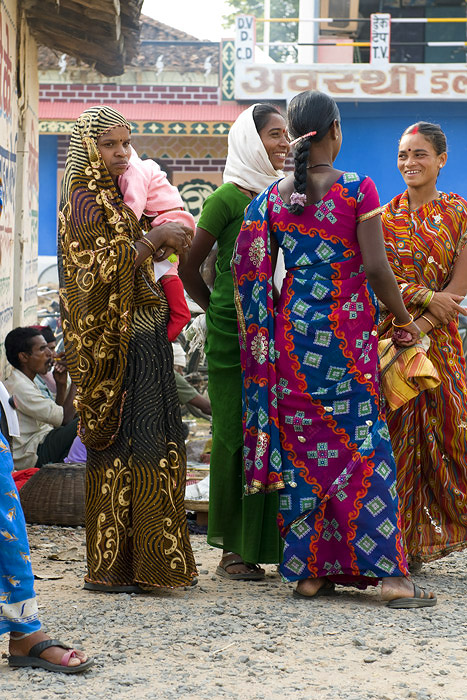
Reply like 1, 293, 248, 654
357, 214, 420, 342
179, 227, 216, 311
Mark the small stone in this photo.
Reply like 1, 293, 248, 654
363, 656, 377, 663
239, 655, 249, 663
352, 637, 366, 647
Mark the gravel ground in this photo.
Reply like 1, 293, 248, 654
0, 525, 465, 700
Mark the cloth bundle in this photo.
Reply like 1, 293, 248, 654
378, 337, 441, 411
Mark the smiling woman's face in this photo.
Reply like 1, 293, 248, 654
258, 113, 290, 170
96, 126, 131, 184
397, 132, 447, 189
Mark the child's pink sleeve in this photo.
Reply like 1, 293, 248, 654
119, 159, 151, 221
150, 209, 195, 235
144, 162, 195, 230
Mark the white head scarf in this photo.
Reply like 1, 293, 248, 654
223, 104, 284, 194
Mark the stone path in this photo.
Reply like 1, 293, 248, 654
1, 525, 465, 699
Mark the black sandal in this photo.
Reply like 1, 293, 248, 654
9, 639, 93, 674
293, 580, 336, 599
386, 582, 437, 609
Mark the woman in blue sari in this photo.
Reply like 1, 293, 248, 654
0, 186, 92, 673
233, 90, 436, 607
0, 428, 92, 671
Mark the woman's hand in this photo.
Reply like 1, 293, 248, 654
391, 320, 421, 348
153, 246, 175, 262
428, 291, 467, 325
147, 222, 193, 257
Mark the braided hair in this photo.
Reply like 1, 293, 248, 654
287, 91, 340, 215
401, 121, 447, 156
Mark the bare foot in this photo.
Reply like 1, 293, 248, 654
295, 577, 328, 598
219, 552, 264, 577
381, 576, 435, 602
9, 631, 88, 668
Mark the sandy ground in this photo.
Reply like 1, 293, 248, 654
0, 523, 466, 700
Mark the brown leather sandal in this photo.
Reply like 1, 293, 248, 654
216, 554, 265, 580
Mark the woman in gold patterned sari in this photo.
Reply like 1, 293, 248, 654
58, 106, 196, 592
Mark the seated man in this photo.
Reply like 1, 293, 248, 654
172, 340, 211, 417
174, 370, 211, 417
31, 325, 59, 399
4, 327, 78, 470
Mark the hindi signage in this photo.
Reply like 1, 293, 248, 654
235, 63, 467, 101
370, 13, 391, 65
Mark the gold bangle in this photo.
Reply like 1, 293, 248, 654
138, 236, 157, 255
420, 314, 436, 330
392, 314, 414, 328
422, 291, 435, 309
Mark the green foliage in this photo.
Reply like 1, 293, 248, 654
223, 0, 299, 62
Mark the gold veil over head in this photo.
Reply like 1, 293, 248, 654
58, 105, 159, 450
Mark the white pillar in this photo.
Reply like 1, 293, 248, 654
264, 0, 270, 59
298, 0, 319, 64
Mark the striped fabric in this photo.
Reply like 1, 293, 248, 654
58, 106, 161, 450
58, 106, 196, 588
378, 339, 440, 411
380, 190, 467, 562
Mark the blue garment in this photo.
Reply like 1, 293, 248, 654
0, 431, 40, 636
233, 176, 409, 586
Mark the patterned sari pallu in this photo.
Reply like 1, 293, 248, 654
381, 190, 467, 562
233, 174, 408, 585
58, 106, 196, 588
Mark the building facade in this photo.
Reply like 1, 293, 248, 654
38, 18, 245, 258
0, 0, 143, 374
37, 5, 467, 260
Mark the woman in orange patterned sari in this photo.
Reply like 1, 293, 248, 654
380, 121, 467, 569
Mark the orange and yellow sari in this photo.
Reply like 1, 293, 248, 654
380, 190, 467, 563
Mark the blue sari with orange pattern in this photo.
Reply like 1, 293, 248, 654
233, 173, 409, 585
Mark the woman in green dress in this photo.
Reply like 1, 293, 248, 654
181, 104, 290, 579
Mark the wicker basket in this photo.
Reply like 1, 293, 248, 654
184, 499, 209, 513
19, 462, 86, 527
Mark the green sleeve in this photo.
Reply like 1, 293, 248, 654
198, 186, 231, 240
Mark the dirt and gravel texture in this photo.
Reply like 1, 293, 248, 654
0, 524, 466, 700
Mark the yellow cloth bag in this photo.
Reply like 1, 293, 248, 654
378, 337, 441, 411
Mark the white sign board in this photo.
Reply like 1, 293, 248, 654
235, 63, 467, 102
235, 14, 255, 62
371, 13, 391, 65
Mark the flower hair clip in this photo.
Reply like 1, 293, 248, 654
290, 192, 307, 207
289, 130, 317, 147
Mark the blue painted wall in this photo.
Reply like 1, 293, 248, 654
38, 135, 58, 256
335, 101, 467, 206
37, 101, 467, 255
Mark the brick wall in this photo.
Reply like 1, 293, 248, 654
57, 135, 70, 167
56, 136, 293, 172
56, 135, 225, 172
41, 84, 220, 104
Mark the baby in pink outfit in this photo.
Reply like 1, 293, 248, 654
119, 147, 194, 341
